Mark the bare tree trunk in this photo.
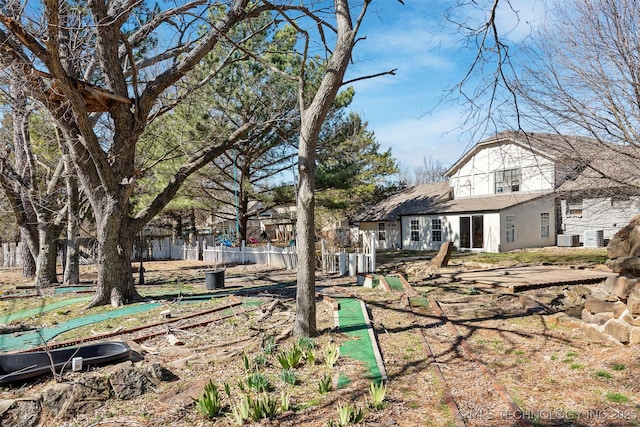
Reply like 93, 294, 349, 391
88, 211, 140, 307
294, 129, 318, 337
34, 209, 60, 288
11, 81, 37, 279
293, 0, 357, 337
20, 231, 35, 278
63, 155, 80, 285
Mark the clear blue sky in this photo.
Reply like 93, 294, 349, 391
343, 1, 547, 171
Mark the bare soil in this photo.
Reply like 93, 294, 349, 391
1, 254, 639, 427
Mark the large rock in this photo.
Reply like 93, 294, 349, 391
606, 256, 640, 274
429, 241, 453, 268
627, 288, 640, 315
581, 309, 614, 325
584, 295, 626, 317
58, 376, 111, 418
604, 318, 632, 343
607, 215, 640, 259
0, 399, 41, 427
604, 275, 639, 299
580, 323, 623, 346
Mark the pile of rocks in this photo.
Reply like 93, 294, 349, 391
0, 360, 177, 425
581, 215, 640, 344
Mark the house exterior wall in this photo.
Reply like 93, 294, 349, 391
449, 143, 556, 198
560, 195, 640, 244
400, 215, 455, 251
443, 213, 501, 252
400, 213, 501, 252
398, 197, 555, 253
359, 221, 402, 250
500, 197, 557, 252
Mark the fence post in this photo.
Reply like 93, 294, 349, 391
267, 242, 271, 266
370, 231, 377, 273
241, 240, 246, 264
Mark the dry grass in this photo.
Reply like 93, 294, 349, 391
1, 253, 639, 426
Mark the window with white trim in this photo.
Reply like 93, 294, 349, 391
567, 200, 583, 216
540, 213, 550, 238
410, 219, 420, 242
506, 215, 515, 243
431, 219, 442, 242
378, 223, 386, 241
495, 168, 521, 193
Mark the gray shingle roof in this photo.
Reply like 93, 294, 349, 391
426, 191, 553, 215
355, 182, 451, 221
357, 181, 552, 222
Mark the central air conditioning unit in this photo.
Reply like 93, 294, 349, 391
557, 234, 580, 247
584, 230, 604, 248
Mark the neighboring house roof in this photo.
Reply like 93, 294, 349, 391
355, 182, 452, 222
557, 144, 640, 194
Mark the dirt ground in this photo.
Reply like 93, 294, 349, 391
1, 254, 639, 427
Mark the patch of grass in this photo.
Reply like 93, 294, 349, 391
193, 380, 223, 419
612, 364, 626, 371
570, 363, 584, 370
461, 249, 607, 265
595, 370, 612, 379
605, 392, 629, 403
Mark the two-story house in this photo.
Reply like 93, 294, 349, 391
358, 131, 639, 252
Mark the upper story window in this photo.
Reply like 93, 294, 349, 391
431, 219, 442, 242
495, 168, 521, 193
410, 219, 420, 242
378, 223, 386, 241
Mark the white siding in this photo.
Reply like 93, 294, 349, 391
401, 216, 454, 251
450, 143, 555, 198
359, 221, 401, 250
501, 198, 557, 252
560, 196, 640, 243
441, 213, 501, 253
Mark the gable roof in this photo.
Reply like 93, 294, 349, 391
355, 182, 451, 222
445, 130, 597, 177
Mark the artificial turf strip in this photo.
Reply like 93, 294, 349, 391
383, 275, 405, 291
335, 297, 384, 386
53, 287, 93, 295
0, 297, 92, 324
0, 302, 162, 352
0, 281, 295, 353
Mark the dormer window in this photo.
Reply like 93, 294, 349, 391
495, 168, 521, 193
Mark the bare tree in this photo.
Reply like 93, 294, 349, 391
0, 79, 66, 287
413, 156, 448, 184
0, 1, 278, 307
285, 0, 401, 337
513, 0, 640, 186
